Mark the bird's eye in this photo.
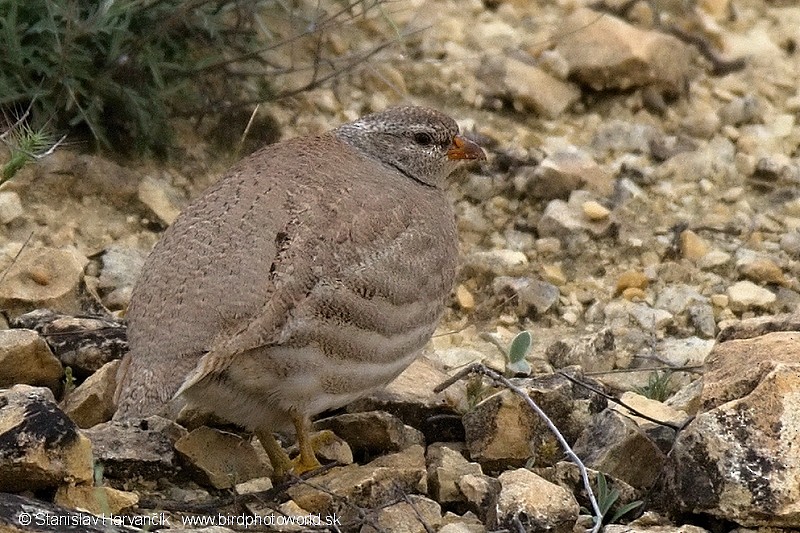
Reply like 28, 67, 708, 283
413, 132, 434, 146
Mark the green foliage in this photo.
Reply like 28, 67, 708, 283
506, 330, 532, 375
634, 370, 673, 402
0, 0, 386, 154
581, 472, 643, 525
0, 112, 60, 182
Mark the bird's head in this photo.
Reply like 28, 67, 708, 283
335, 106, 486, 188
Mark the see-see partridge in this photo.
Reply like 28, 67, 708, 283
114, 106, 485, 478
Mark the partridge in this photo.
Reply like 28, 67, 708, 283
114, 106, 485, 478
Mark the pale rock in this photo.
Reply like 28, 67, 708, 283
654, 337, 714, 367
529, 149, 613, 200
455, 284, 476, 310
727, 280, 776, 311
489, 468, 579, 533
613, 392, 691, 429
582, 200, 610, 220
0, 328, 63, 391
654, 284, 708, 315
540, 263, 567, 286
538, 191, 616, 239
0, 247, 88, 315
175, 426, 270, 489
314, 410, 421, 457
0, 385, 93, 492
349, 356, 467, 443
0, 191, 24, 224
362, 495, 443, 533
573, 409, 666, 490
55, 484, 139, 515
426, 443, 483, 503
478, 56, 580, 118
493, 276, 560, 315
61, 359, 119, 428
738, 257, 787, 286
287, 445, 427, 524
458, 473, 501, 521
658, 362, 800, 527
545, 329, 616, 374
680, 230, 710, 261
697, 249, 731, 269
700, 331, 800, 410
616, 270, 649, 295
83, 415, 188, 480
137, 175, 183, 226
556, 8, 693, 92
462, 249, 529, 277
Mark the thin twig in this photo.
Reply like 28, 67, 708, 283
435, 363, 604, 532
556, 371, 683, 430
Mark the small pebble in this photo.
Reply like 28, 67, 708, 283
680, 230, 710, 261
541, 264, 567, 286
582, 200, 610, 221
456, 284, 476, 310
616, 270, 649, 294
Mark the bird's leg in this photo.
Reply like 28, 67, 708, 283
256, 429, 293, 481
290, 409, 323, 474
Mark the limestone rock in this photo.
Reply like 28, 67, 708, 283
538, 191, 616, 239
0, 191, 24, 224
287, 445, 427, 525
82, 415, 187, 480
314, 410, 423, 458
716, 313, 800, 342
700, 331, 800, 410
0, 329, 63, 391
458, 473, 501, 521
727, 280, 776, 311
545, 329, 616, 374
426, 443, 483, 504
478, 56, 580, 118
489, 468, 579, 533
0, 385, 93, 492
493, 276, 560, 316
464, 372, 602, 470
137, 175, 183, 226
0, 492, 139, 532
61, 359, 119, 428
174, 426, 269, 489
11, 310, 127, 378
556, 8, 693, 92
657, 363, 800, 527
54, 484, 139, 515
361, 495, 443, 533
0, 247, 88, 315
348, 356, 467, 443
530, 149, 613, 201
573, 409, 666, 490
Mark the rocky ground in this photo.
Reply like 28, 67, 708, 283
1, 0, 800, 531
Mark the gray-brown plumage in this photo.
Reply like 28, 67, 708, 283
114, 106, 485, 476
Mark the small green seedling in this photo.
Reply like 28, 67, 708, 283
581, 472, 643, 525
506, 330, 532, 376
635, 370, 673, 402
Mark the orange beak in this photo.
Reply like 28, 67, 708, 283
447, 135, 486, 161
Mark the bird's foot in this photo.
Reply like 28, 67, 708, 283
291, 429, 337, 474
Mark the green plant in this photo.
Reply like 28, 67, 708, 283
506, 330, 532, 375
1, 107, 64, 182
581, 472, 643, 525
634, 370, 673, 402
0, 0, 389, 154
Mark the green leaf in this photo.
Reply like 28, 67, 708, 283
610, 499, 644, 523
508, 331, 532, 364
